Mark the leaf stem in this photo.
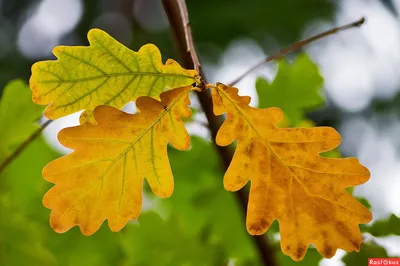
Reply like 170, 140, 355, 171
0, 119, 52, 175
162, 0, 278, 265
228, 17, 366, 86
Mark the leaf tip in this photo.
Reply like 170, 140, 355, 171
43, 105, 57, 120
49, 213, 71, 235
108, 219, 128, 233
255, 76, 270, 89
87, 28, 108, 41
79, 225, 98, 236
247, 219, 270, 236
153, 186, 174, 198
51, 45, 65, 58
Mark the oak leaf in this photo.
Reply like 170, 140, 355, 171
30, 29, 199, 124
256, 54, 324, 125
42, 85, 194, 235
211, 83, 372, 261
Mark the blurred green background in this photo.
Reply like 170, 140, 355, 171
0, 0, 400, 265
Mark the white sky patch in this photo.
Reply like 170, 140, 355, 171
340, 114, 400, 219
375, 236, 400, 256
35, 0, 83, 36
206, 38, 277, 107
17, 0, 83, 58
42, 99, 140, 155
304, 0, 400, 112
319, 249, 346, 266
41, 111, 81, 155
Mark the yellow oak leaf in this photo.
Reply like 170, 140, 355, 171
30, 29, 199, 124
211, 83, 372, 261
42, 85, 194, 235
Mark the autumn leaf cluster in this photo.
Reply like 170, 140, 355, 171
26, 29, 373, 261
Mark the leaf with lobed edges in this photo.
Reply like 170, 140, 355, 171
211, 83, 372, 261
30, 29, 199, 124
42, 85, 194, 235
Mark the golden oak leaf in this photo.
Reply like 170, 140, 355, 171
211, 83, 372, 261
30, 29, 199, 124
42, 85, 194, 235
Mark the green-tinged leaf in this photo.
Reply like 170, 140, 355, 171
279, 248, 322, 266
121, 211, 225, 266
30, 29, 200, 124
342, 242, 388, 266
0, 79, 44, 159
256, 53, 324, 125
362, 214, 400, 236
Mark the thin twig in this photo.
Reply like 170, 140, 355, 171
228, 17, 366, 86
174, 0, 201, 73
0, 119, 52, 174
162, 0, 278, 265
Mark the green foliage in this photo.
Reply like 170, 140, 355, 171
342, 242, 388, 266
0, 135, 260, 265
0, 196, 56, 266
279, 248, 322, 266
362, 214, 400, 236
0, 0, 391, 264
0, 50, 386, 265
358, 198, 371, 209
0, 33, 389, 266
168, 137, 260, 265
256, 54, 324, 125
121, 212, 225, 266
0, 137, 58, 266
47, 225, 124, 266
0, 80, 44, 159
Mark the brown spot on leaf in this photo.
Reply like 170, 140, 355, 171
314, 209, 330, 224
335, 221, 359, 249
298, 143, 306, 152
236, 121, 244, 132
260, 218, 269, 228
324, 245, 334, 258
246, 141, 254, 157
248, 218, 269, 235
296, 245, 306, 260
273, 142, 284, 148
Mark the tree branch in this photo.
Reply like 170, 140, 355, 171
162, 0, 278, 265
228, 17, 365, 86
0, 119, 52, 174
